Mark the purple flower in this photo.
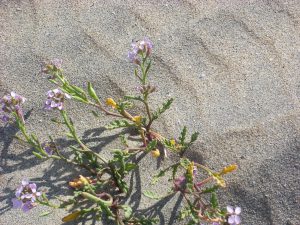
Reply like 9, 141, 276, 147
41, 141, 58, 155
0, 115, 9, 122
128, 37, 153, 64
44, 89, 71, 111
50, 58, 63, 70
12, 178, 41, 213
128, 50, 140, 65
139, 37, 153, 55
0, 92, 26, 123
227, 206, 241, 225
41, 58, 63, 76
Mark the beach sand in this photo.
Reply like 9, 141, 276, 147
1, 0, 299, 224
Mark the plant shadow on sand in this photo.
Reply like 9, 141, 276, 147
0, 114, 207, 225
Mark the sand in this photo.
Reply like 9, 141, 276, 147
1, 0, 300, 224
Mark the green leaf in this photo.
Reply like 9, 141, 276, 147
117, 101, 133, 111
105, 120, 132, 130
124, 95, 143, 101
66, 132, 74, 139
145, 60, 152, 75
32, 151, 44, 159
91, 110, 99, 117
179, 126, 187, 145
87, 82, 100, 102
39, 211, 51, 217
145, 140, 157, 152
143, 190, 163, 200
121, 205, 132, 219
171, 164, 180, 180
71, 85, 85, 94
190, 132, 199, 144
119, 134, 128, 147
50, 118, 63, 124
71, 95, 89, 103
152, 98, 174, 120
151, 170, 166, 184
210, 192, 219, 209
201, 185, 220, 194
179, 207, 191, 220
125, 163, 137, 172
30, 134, 39, 143
180, 158, 191, 168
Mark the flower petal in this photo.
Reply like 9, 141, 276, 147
29, 183, 37, 193
228, 215, 235, 224
227, 205, 234, 214
235, 206, 241, 215
21, 178, 29, 186
15, 186, 23, 197
22, 201, 34, 212
12, 198, 22, 209
235, 215, 241, 224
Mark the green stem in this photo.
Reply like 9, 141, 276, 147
88, 101, 124, 118
60, 110, 108, 164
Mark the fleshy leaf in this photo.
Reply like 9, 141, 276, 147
151, 170, 166, 184
210, 192, 219, 209
152, 98, 174, 120
190, 132, 199, 144
105, 120, 133, 130
39, 211, 52, 217
200, 185, 220, 194
145, 140, 157, 152
87, 82, 100, 102
32, 151, 44, 159
121, 205, 133, 219
143, 190, 163, 200
179, 126, 187, 145
124, 95, 143, 101
180, 158, 191, 169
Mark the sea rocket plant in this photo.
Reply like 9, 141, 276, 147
4, 38, 241, 224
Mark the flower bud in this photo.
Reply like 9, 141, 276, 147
220, 164, 238, 175
170, 139, 176, 146
132, 115, 142, 124
106, 98, 117, 109
151, 149, 160, 158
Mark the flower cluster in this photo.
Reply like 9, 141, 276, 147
128, 37, 153, 65
12, 179, 41, 212
0, 92, 26, 123
44, 89, 71, 110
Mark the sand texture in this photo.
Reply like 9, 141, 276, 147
1, 0, 300, 224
